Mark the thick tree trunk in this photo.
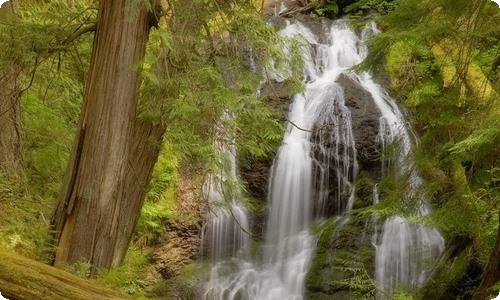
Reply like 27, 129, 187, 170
0, 250, 130, 300
52, 0, 153, 272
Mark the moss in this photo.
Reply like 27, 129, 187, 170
353, 173, 375, 210
385, 41, 414, 91
390, 290, 415, 300
432, 39, 499, 104
0, 248, 130, 300
307, 216, 376, 299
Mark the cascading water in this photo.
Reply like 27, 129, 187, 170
202, 9, 443, 300
201, 116, 251, 261
361, 71, 445, 297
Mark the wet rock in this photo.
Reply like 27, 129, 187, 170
337, 73, 383, 180
240, 155, 274, 240
239, 80, 293, 239
309, 73, 383, 217
311, 121, 357, 216
259, 80, 295, 122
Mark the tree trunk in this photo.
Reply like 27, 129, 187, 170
0, 249, 130, 300
111, 120, 165, 266
52, 0, 153, 272
0, 1, 22, 175
0, 67, 21, 175
472, 213, 500, 300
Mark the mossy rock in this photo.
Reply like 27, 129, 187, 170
306, 215, 376, 299
353, 173, 375, 210
148, 262, 210, 299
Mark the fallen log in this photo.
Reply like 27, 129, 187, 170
0, 250, 130, 300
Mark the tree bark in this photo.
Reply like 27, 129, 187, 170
0, 250, 130, 300
0, 1, 22, 175
52, 0, 153, 272
111, 120, 165, 266
0, 67, 21, 175
472, 213, 500, 300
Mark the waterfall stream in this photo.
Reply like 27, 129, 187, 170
201, 10, 443, 300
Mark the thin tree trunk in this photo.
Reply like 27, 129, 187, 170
472, 213, 500, 300
0, 67, 21, 175
52, 0, 153, 272
111, 120, 165, 266
111, 0, 215, 265
0, 1, 22, 175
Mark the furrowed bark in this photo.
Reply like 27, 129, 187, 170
52, 0, 153, 272
111, 120, 165, 266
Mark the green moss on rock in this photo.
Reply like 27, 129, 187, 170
353, 173, 375, 210
306, 214, 376, 299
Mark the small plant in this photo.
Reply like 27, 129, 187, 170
67, 260, 92, 278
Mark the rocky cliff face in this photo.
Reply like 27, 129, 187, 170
144, 171, 205, 298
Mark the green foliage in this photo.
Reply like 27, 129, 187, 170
389, 290, 414, 300
364, 0, 500, 295
135, 147, 178, 247
314, 0, 397, 17
357, 168, 430, 222
22, 92, 75, 199
0, 172, 52, 261
382, 39, 438, 98
406, 82, 441, 107
329, 255, 377, 299
97, 245, 149, 295
149, 262, 211, 299
448, 117, 500, 157
0, 0, 93, 262
345, 0, 398, 15
138, 0, 298, 171
352, 173, 375, 209
315, 2, 340, 17
66, 260, 93, 278
0, 0, 96, 73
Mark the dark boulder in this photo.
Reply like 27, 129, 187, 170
337, 73, 382, 180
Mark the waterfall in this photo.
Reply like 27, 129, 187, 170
359, 66, 445, 298
201, 115, 251, 260
201, 12, 443, 300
